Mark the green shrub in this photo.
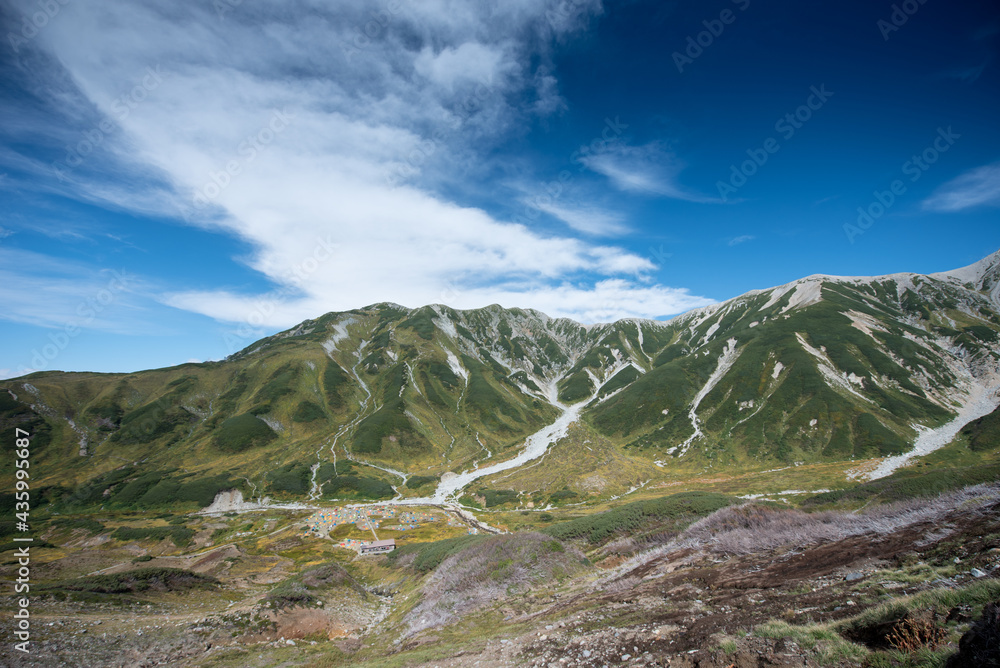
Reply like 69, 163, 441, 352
405, 475, 439, 489
543, 491, 733, 545
558, 370, 594, 403
0, 392, 18, 412
548, 490, 579, 504
112, 399, 195, 445
803, 464, 1000, 508
352, 397, 426, 454
213, 414, 277, 452
323, 362, 348, 409
111, 526, 195, 547
323, 476, 394, 500
268, 463, 312, 495
387, 535, 484, 573
52, 517, 105, 534
292, 400, 325, 423
58, 467, 137, 508
251, 364, 298, 405
481, 489, 518, 507
128, 473, 241, 508
400, 308, 436, 340
85, 399, 124, 428
175, 475, 242, 507
961, 405, 1000, 452
264, 562, 363, 610
112, 471, 175, 506
45, 567, 217, 595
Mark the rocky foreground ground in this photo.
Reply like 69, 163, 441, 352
2, 486, 999, 667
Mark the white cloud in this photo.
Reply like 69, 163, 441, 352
923, 162, 1000, 212
8, 0, 713, 328
452, 278, 713, 324
580, 141, 717, 203
528, 198, 629, 236
414, 42, 508, 91
0, 248, 152, 334
728, 234, 755, 246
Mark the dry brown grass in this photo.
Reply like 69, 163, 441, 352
403, 532, 587, 637
605, 482, 1000, 582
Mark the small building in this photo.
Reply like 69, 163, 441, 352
359, 539, 395, 555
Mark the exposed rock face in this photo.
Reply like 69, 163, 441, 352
201, 489, 269, 514
947, 601, 1000, 668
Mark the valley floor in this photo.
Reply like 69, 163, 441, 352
2, 482, 999, 668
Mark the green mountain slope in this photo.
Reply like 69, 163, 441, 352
3, 251, 999, 509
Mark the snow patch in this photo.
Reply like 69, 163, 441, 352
796, 333, 871, 403
257, 416, 284, 433
781, 280, 823, 313
772, 361, 784, 379
702, 322, 720, 346
670, 338, 742, 456
445, 349, 468, 383
434, 308, 458, 341
846, 309, 888, 339
322, 316, 356, 356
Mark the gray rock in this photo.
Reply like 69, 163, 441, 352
971, 568, 987, 577
844, 571, 864, 581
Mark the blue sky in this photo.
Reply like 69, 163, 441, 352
1, 0, 999, 377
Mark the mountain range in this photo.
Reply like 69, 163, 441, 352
3, 250, 999, 510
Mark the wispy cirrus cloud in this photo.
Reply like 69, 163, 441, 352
580, 141, 717, 203
0, 247, 152, 334
528, 198, 629, 237
923, 162, 1000, 212
1, 0, 713, 328
728, 234, 755, 246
